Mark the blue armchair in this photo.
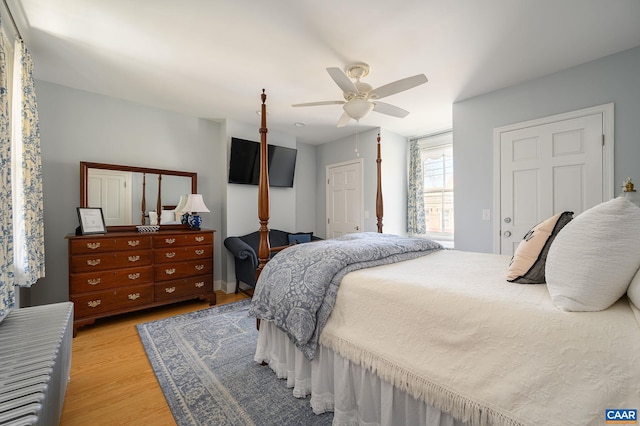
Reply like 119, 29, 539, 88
223, 229, 320, 294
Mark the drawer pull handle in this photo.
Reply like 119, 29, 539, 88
128, 240, 140, 247
165, 238, 176, 244
195, 249, 204, 255
195, 236, 204, 242
88, 300, 101, 308
195, 281, 204, 288
87, 278, 101, 285
128, 273, 140, 280
128, 255, 140, 262
165, 287, 176, 293
128, 293, 141, 300
165, 252, 176, 258
87, 259, 101, 266
195, 264, 205, 271
165, 268, 176, 275
87, 242, 101, 250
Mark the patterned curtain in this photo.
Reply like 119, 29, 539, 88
407, 139, 426, 234
13, 41, 44, 286
0, 20, 15, 321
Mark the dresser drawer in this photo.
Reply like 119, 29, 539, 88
70, 266, 153, 293
153, 232, 213, 248
70, 235, 151, 254
154, 276, 214, 301
71, 250, 153, 273
154, 259, 213, 282
154, 245, 213, 264
71, 284, 154, 318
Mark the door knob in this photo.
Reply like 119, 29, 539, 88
503, 231, 512, 237
355, 226, 359, 230
504, 217, 511, 223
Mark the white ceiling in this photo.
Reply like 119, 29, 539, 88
7, 0, 640, 144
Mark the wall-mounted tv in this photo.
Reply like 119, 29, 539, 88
228, 137, 297, 188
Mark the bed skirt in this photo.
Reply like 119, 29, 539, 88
254, 321, 467, 426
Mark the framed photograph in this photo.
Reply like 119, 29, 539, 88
77, 207, 107, 235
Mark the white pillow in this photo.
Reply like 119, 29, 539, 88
148, 211, 158, 225
546, 197, 640, 311
627, 266, 640, 309
160, 210, 175, 224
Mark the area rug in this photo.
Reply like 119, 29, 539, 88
137, 299, 333, 426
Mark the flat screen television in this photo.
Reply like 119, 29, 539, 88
228, 137, 297, 188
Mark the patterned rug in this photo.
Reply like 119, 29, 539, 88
137, 300, 333, 426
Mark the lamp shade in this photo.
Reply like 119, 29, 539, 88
343, 98, 374, 121
181, 194, 210, 213
173, 195, 188, 213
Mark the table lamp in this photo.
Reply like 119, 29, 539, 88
181, 194, 210, 230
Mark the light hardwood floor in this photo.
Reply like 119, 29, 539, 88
59, 291, 250, 425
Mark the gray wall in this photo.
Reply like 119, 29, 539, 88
315, 127, 408, 237
33, 81, 319, 305
453, 46, 640, 253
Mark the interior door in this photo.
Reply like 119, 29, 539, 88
498, 112, 606, 255
87, 169, 132, 226
326, 159, 363, 238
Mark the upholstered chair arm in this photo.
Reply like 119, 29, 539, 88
223, 237, 258, 269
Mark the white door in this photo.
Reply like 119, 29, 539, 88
326, 159, 363, 238
495, 105, 614, 255
87, 169, 132, 226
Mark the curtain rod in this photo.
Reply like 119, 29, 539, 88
1, 0, 22, 41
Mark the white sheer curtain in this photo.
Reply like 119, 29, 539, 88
0, 15, 44, 322
11, 39, 45, 287
0, 17, 15, 321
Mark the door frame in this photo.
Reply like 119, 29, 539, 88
325, 158, 364, 237
492, 103, 614, 253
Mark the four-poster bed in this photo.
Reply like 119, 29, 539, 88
249, 90, 640, 426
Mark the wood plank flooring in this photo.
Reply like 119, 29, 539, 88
59, 291, 250, 425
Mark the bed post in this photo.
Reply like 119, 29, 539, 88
141, 173, 146, 225
376, 133, 383, 233
256, 89, 271, 278
156, 174, 162, 222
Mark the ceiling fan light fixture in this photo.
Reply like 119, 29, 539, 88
343, 98, 374, 120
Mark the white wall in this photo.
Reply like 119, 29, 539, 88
222, 121, 315, 291
453, 46, 640, 253
315, 127, 408, 237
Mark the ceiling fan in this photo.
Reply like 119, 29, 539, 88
292, 62, 428, 127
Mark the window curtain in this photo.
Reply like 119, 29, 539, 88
0, 19, 15, 321
407, 139, 426, 234
12, 40, 44, 287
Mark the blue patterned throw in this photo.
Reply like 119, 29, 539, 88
249, 233, 442, 360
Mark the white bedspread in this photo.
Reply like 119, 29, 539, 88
319, 250, 640, 426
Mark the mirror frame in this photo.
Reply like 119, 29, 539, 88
80, 161, 197, 231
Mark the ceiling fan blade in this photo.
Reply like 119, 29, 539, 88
327, 67, 359, 94
337, 112, 352, 127
373, 101, 410, 118
370, 74, 428, 99
292, 100, 345, 107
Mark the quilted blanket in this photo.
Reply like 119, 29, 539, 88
249, 232, 442, 359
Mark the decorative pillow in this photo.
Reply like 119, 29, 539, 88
546, 197, 640, 311
627, 266, 640, 310
288, 232, 313, 244
507, 211, 573, 284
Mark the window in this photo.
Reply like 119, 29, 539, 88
411, 131, 454, 246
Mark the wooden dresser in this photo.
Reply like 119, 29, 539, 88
67, 228, 215, 335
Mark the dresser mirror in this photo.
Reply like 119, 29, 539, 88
80, 162, 197, 229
